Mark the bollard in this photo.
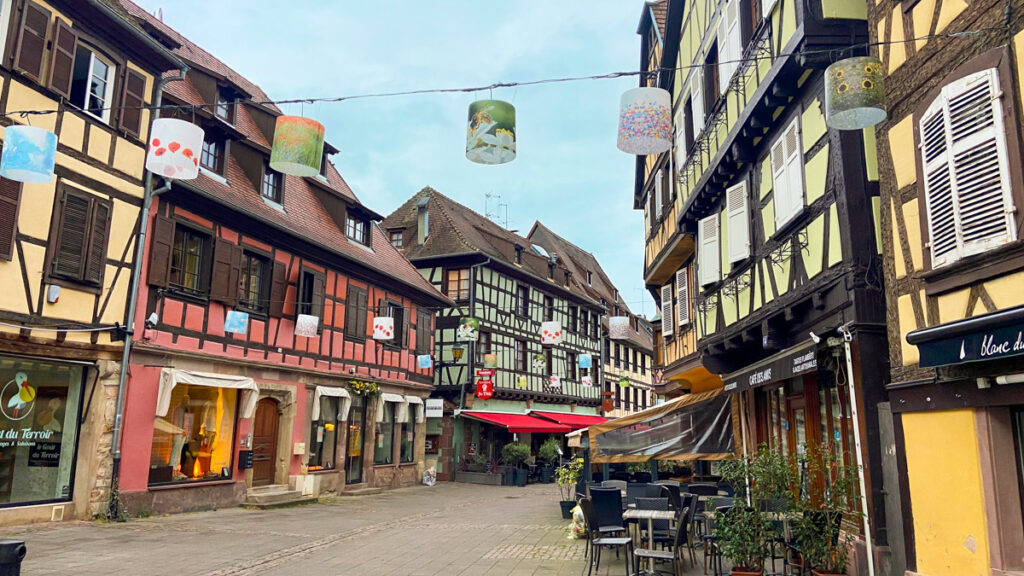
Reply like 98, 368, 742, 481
0, 540, 26, 576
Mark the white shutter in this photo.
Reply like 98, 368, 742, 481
692, 73, 705, 135
773, 117, 804, 230
645, 205, 652, 239
698, 214, 721, 286
762, 0, 778, 18
921, 97, 957, 266
716, 7, 730, 96
726, 0, 742, 84
661, 284, 674, 337
675, 107, 688, 169
727, 181, 750, 263
676, 267, 690, 327
770, 133, 788, 231
654, 170, 664, 220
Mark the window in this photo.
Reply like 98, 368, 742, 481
604, 338, 611, 363
309, 397, 340, 471
200, 137, 223, 174
641, 354, 647, 375
568, 306, 578, 333
344, 285, 368, 339
654, 170, 664, 221
580, 310, 589, 338
586, 270, 593, 285
445, 269, 470, 301
921, 68, 1016, 267
515, 339, 527, 371
568, 352, 578, 381
297, 270, 325, 321
70, 45, 114, 122
149, 383, 237, 485
547, 262, 555, 279
614, 344, 621, 369
614, 382, 621, 408
346, 216, 367, 245
1012, 409, 1024, 530
704, 43, 720, 113
237, 252, 269, 313
390, 230, 403, 248
515, 245, 524, 264
545, 347, 553, 376
476, 331, 491, 363
771, 117, 805, 231
544, 295, 554, 321
517, 285, 530, 316
262, 164, 282, 204
400, 409, 415, 464
374, 402, 394, 465
416, 309, 432, 354
215, 90, 234, 123
346, 395, 366, 483
49, 187, 110, 287
593, 312, 600, 339
0, 355, 84, 504
385, 301, 406, 348
698, 214, 722, 286
632, 349, 638, 372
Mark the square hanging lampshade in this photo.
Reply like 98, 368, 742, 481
466, 100, 516, 165
373, 316, 394, 340
608, 316, 630, 339
483, 354, 498, 369
578, 354, 592, 369
295, 314, 319, 338
825, 57, 887, 130
617, 87, 672, 155
582, 376, 593, 387
417, 355, 432, 369
456, 318, 480, 342
145, 118, 204, 180
224, 310, 249, 335
549, 375, 561, 388
270, 115, 325, 177
541, 321, 562, 345
0, 125, 57, 183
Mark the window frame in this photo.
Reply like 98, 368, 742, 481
46, 185, 112, 290
515, 339, 527, 372
516, 284, 530, 317
444, 268, 471, 302
237, 250, 271, 315
308, 396, 340, 471
200, 136, 224, 174
476, 330, 492, 364
71, 43, 116, 123
383, 300, 406, 349
262, 163, 283, 204
346, 215, 368, 245
215, 89, 235, 124
543, 295, 554, 322
399, 409, 415, 464
389, 230, 403, 248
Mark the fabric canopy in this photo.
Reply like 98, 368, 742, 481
589, 389, 734, 463
405, 396, 425, 424
460, 411, 572, 433
157, 368, 259, 419
312, 386, 351, 422
376, 392, 406, 422
530, 411, 608, 430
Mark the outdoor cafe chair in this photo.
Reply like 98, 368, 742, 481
589, 487, 627, 536
579, 498, 633, 576
660, 483, 683, 511
654, 479, 681, 487
702, 505, 737, 576
687, 482, 720, 496
602, 479, 627, 493
633, 504, 690, 576
635, 497, 672, 545
625, 483, 647, 509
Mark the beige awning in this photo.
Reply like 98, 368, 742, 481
312, 386, 351, 422
157, 368, 259, 419
376, 392, 406, 422
405, 396, 425, 423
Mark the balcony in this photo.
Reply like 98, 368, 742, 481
644, 199, 694, 287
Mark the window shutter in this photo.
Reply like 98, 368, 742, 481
52, 190, 90, 279
675, 108, 688, 169
119, 69, 147, 137
46, 18, 76, 98
14, 2, 50, 81
148, 215, 174, 287
0, 179, 22, 261
654, 171, 664, 220
356, 290, 368, 337
84, 200, 110, 285
716, 10, 730, 96
311, 273, 325, 321
209, 238, 238, 304
698, 214, 721, 286
661, 284, 674, 337
691, 73, 705, 134
921, 98, 957, 267
763, 0, 779, 18
727, 181, 750, 263
268, 261, 287, 316
676, 267, 690, 327
725, 0, 742, 87
784, 119, 804, 222
393, 305, 406, 347
770, 131, 788, 230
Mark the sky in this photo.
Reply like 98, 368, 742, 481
133, 0, 658, 316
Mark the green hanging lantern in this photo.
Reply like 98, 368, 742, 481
618, 377, 630, 388
466, 100, 516, 165
270, 115, 325, 177
825, 57, 887, 130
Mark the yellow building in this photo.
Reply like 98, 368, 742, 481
874, 0, 1024, 574
0, 0, 181, 524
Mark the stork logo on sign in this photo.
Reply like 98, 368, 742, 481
1, 372, 34, 421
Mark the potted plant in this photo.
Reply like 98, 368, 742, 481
537, 437, 561, 483
791, 442, 862, 576
555, 457, 583, 519
454, 453, 503, 485
501, 442, 530, 487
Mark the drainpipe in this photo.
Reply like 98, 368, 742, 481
838, 323, 876, 576
457, 257, 491, 411
108, 66, 189, 519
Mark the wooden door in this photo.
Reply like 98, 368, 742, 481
252, 397, 279, 486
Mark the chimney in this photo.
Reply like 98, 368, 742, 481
416, 197, 429, 246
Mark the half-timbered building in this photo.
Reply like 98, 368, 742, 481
873, 0, 1024, 573
112, 3, 450, 515
0, 0, 182, 524
382, 188, 603, 481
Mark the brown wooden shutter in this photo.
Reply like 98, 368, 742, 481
227, 244, 243, 304
119, 69, 146, 137
209, 238, 239, 304
356, 289, 368, 338
268, 261, 287, 316
52, 189, 91, 279
47, 18, 77, 98
0, 179, 23, 261
14, 2, 50, 81
84, 200, 110, 285
148, 215, 175, 287
344, 288, 356, 336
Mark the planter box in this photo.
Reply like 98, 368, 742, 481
454, 471, 503, 486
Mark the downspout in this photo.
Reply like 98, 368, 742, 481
108, 66, 189, 519
458, 257, 491, 411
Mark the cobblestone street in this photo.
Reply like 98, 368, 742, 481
0, 483, 648, 576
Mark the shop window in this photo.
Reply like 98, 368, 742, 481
237, 252, 269, 313
400, 413, 415, 464
445, 269, 470, 301
149, 384, 237, 484
1013, 409, 1024, 531
308, 397, 340, 471
48, 187, 110, 288
0, 356, 84, 507
818, 384, 853, 465
345, 396, 366, 484
374, 402, 394, 465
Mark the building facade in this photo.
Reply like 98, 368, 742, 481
872, 0, 1024, 574
111, 3, 449, 515
0, 0, 181, 523
382, 188, 603, 481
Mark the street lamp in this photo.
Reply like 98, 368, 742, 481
451, 344, 465, 362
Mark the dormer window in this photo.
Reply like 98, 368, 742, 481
587, 270, 593, 286
389, 230, 403, 248
71, 45, 115, 123
262, 163, 282, 203
547, 262, 555, 279
200, 137, 223, 173
514, 244, 524, 265
215, 90, 234, 123
346, 216, 368, 245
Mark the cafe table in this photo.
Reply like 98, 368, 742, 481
621, 508, 677, 575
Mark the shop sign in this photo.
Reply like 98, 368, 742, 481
476, 369, 494, 377
723, 343, 818, 393
475, 379, 493, 400
915, 322, 1024, 368
424, 399, 443, 418
27, 441, 60, 467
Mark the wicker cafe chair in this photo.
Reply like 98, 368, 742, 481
602, 479, 627, 492
660, 483, 683, 511
579, 498, 633, 576
589, 487, 627, 536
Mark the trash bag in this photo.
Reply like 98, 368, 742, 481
422, 467, 437, 486
570, 504, 586, 539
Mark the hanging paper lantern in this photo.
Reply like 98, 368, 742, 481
270, 115, 325, 176
532, 353, 547, 371
582, 375, 593, 387
456, 318, 480, 342
475, 378, 494, 400
515, 376, 528, 389
549, 375, 561, 388
541, 321, 562, 345
0, 125, 57, 183
466, 100, 516, 165
578, 354, 592, 369
616, 87, 672, 155
145, 118, 203, 180
483, 354, 498, 369
825, 57, 887, 130
618, 376, 630, 388
417, 355, 432, 369
224, 310, 249, 335
609, 316, 630, 340
373, 316, 394, 340
295, 314, 319, 337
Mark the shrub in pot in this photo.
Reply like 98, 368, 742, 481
501, 443, 531, 487
791, 442, 862, 576
538, 438, 561, 483
555, 457, 583, 519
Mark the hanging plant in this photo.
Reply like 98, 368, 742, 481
349, 379, 380, 397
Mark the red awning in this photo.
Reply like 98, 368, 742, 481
460, 411, 572, 433
530, 411, 608, 430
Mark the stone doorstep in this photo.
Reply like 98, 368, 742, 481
338, 487, 383, 497
244, 484, 316, 508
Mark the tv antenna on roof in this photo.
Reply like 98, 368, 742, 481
485, 192, 508, 229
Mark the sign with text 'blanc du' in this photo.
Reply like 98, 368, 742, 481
915, 321, 1024, 368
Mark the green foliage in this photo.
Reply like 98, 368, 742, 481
791, 442, 863, 574
501, 443, 531, 468
538, 437, 561, 464
715, 506, 773, 571
555, 457, 583, 501
468, 453, 491, 473
626, 462, 649, 476
348, 379, 380, 397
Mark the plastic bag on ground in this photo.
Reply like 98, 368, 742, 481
422, 467, 437, 486
570, 504, 585, 539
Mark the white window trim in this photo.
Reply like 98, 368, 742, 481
80, 47, 116, 123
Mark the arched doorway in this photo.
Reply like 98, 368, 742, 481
252, 397, 280, 486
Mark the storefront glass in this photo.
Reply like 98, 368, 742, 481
375, 403, 393, 465
0, 356, 83, 507
149, 384, 237, 484
400, 416, 414, 463
346, 395, 365, 483
309, 397, 339, 471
